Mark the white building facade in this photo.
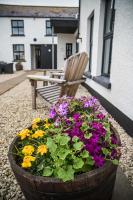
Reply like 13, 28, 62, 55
79, 0, 133, 135
0, 4, 78, 71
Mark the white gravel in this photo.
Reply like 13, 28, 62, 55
0, 79, 132, 199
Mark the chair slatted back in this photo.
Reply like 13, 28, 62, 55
60, 52, 89, 97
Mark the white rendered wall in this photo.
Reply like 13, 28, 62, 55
0, 17, 57, 70
80, 0, 133, 120
57, 34, 77, 69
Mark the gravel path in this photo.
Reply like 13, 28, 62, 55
0, 79, 133, 199
0, 71, 25, 83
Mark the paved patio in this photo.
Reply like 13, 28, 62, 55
0, 73, 132, 199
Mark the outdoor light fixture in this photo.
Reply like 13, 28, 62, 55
33, 38, 37, 42
77, 37, 82, 43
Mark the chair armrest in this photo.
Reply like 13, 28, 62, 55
65, 78, 86, 86
50, 72, 64, 76
27, 75, 66, 84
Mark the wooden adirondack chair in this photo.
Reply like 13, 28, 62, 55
27, 52, 89, 109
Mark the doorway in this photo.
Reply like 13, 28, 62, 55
31, 44, 57, 69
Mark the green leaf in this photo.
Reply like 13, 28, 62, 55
81, 122, 89, 131
54, 159, 64, 167
112, 159, 119, 165
57, 148, 71, 160
37, 162, 44, 172
54, 134, 62, 143
59, 135, 70, 146
86, 156, 94, 166
43, 166, 53, 176
73, 157, 84, 169
84, 133, 92, 139
105, 131, 111, 141
72, 136, 79, 143
102, 148, 110, 156
80, 150, 89, 158
46, 138, 57, 153
56, 165, 74, 182
73, 141, 84, 151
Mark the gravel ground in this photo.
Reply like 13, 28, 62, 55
0, 79, 133, 199
0, 71, 25, 83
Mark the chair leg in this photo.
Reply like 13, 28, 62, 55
43, 71, 48, 86
31, 80, 37, 109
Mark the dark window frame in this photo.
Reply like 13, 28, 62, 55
46, 20, 52, 36
101, 0, 115, 77
11, 20, 24, 36
66, 43, 73, 58
13, 44, 25, 61
88, 11, 94, 72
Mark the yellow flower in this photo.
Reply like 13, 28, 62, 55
44, 118, 50, 129
32, 123, 39, 130
32, 130, 45, 139
23, 155, 36, 162
37, 145, 48, 155
32, 118, 41, 124
17, 129, 30, 140
22, 145, 34, 155
21, 156, 36, 168
22, 161, 31, 168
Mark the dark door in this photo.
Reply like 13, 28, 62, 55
35, 46, 41, 68
41, 44, 57, 69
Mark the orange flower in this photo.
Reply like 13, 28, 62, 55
22, 145, 34, 155
37, 145, 48, 155
17, 129, 30, 140
32, 130, 45, 139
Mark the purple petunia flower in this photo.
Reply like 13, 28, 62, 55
49, 108, 56, 118
58, 103, 68, 116
73, 113, 80, 121
97, 113, 105, 120
92, 122, 106, 136
93, 155, 105, 167
111, 134, 118, 144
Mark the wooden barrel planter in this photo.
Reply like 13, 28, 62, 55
8, 127, 121, 200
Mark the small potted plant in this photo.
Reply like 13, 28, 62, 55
15, 62, 23, 71
8, 96, 121, 200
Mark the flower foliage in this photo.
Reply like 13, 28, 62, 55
16, 96, 120, 182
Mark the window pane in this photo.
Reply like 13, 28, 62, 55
14, 52, 20, 60
12, 28, 19, 35
66, 44, 72, 58
18, 21, 24, 27
19, 28, 24, 35
13, 45, 19, 51
105, 0, 112, 33
102, 38, 111, 75
19, 45, 24, 51
20, 52, 24, 60
12, 21, 17, 27
46, 28, 52, 35
46, 21, 51, 27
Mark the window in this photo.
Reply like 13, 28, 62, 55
89, 12, 94, 72
46, 20, 52, 36
102, 0, 115, 76
66, 43, 72, 58
11, 20, 24, 36
13, 44, 25, 61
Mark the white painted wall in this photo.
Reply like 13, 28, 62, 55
80, 0, 133, 120
57, 33, 77, 69
0, 17, 57, 70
